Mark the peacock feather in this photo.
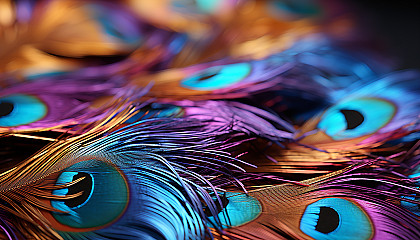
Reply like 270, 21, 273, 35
1, 0, 420, 239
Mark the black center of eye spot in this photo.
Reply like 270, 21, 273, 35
63, 172, 93, 208
315, 207, 339, 234
196, 72, 218, 82
340, 109, 364, 130
204, 193, 230, 217
0, 101, 14, 117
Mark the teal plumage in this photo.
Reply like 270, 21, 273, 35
1, 1, 420, 240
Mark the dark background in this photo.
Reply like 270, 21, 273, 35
350, 1, 420, 70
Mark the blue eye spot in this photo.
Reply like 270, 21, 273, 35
317, 98, 396, 140
0, 94, 47, 127
181, 63, 251, 91
207, 192, 261, 228
195, 0, 223, 13
300, 198, 372, 240
51, 160, 129, 229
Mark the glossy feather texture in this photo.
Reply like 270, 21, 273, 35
0, 114, 256, 239
214, 163, 420, 239
1, 1, 420, 240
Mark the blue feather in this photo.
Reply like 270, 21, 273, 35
0, 118, 250, 239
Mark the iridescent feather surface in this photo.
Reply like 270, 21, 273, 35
0, 0, 420, 240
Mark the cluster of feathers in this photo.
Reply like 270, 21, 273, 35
1, 0, 420, 239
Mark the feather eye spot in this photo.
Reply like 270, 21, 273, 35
196, 72, 218, 82
0, 94, 47, 127
204, 192, 230, 217
340, 109, 364, 130
207, 192, 261, 228
317, 98, 396, 140
315, 207, 340, 234
0, 101, 14, 117
300, 198, 372, 240
49, 160, 129, 230
181, 63, 251, 90
63, 172, 93, 209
